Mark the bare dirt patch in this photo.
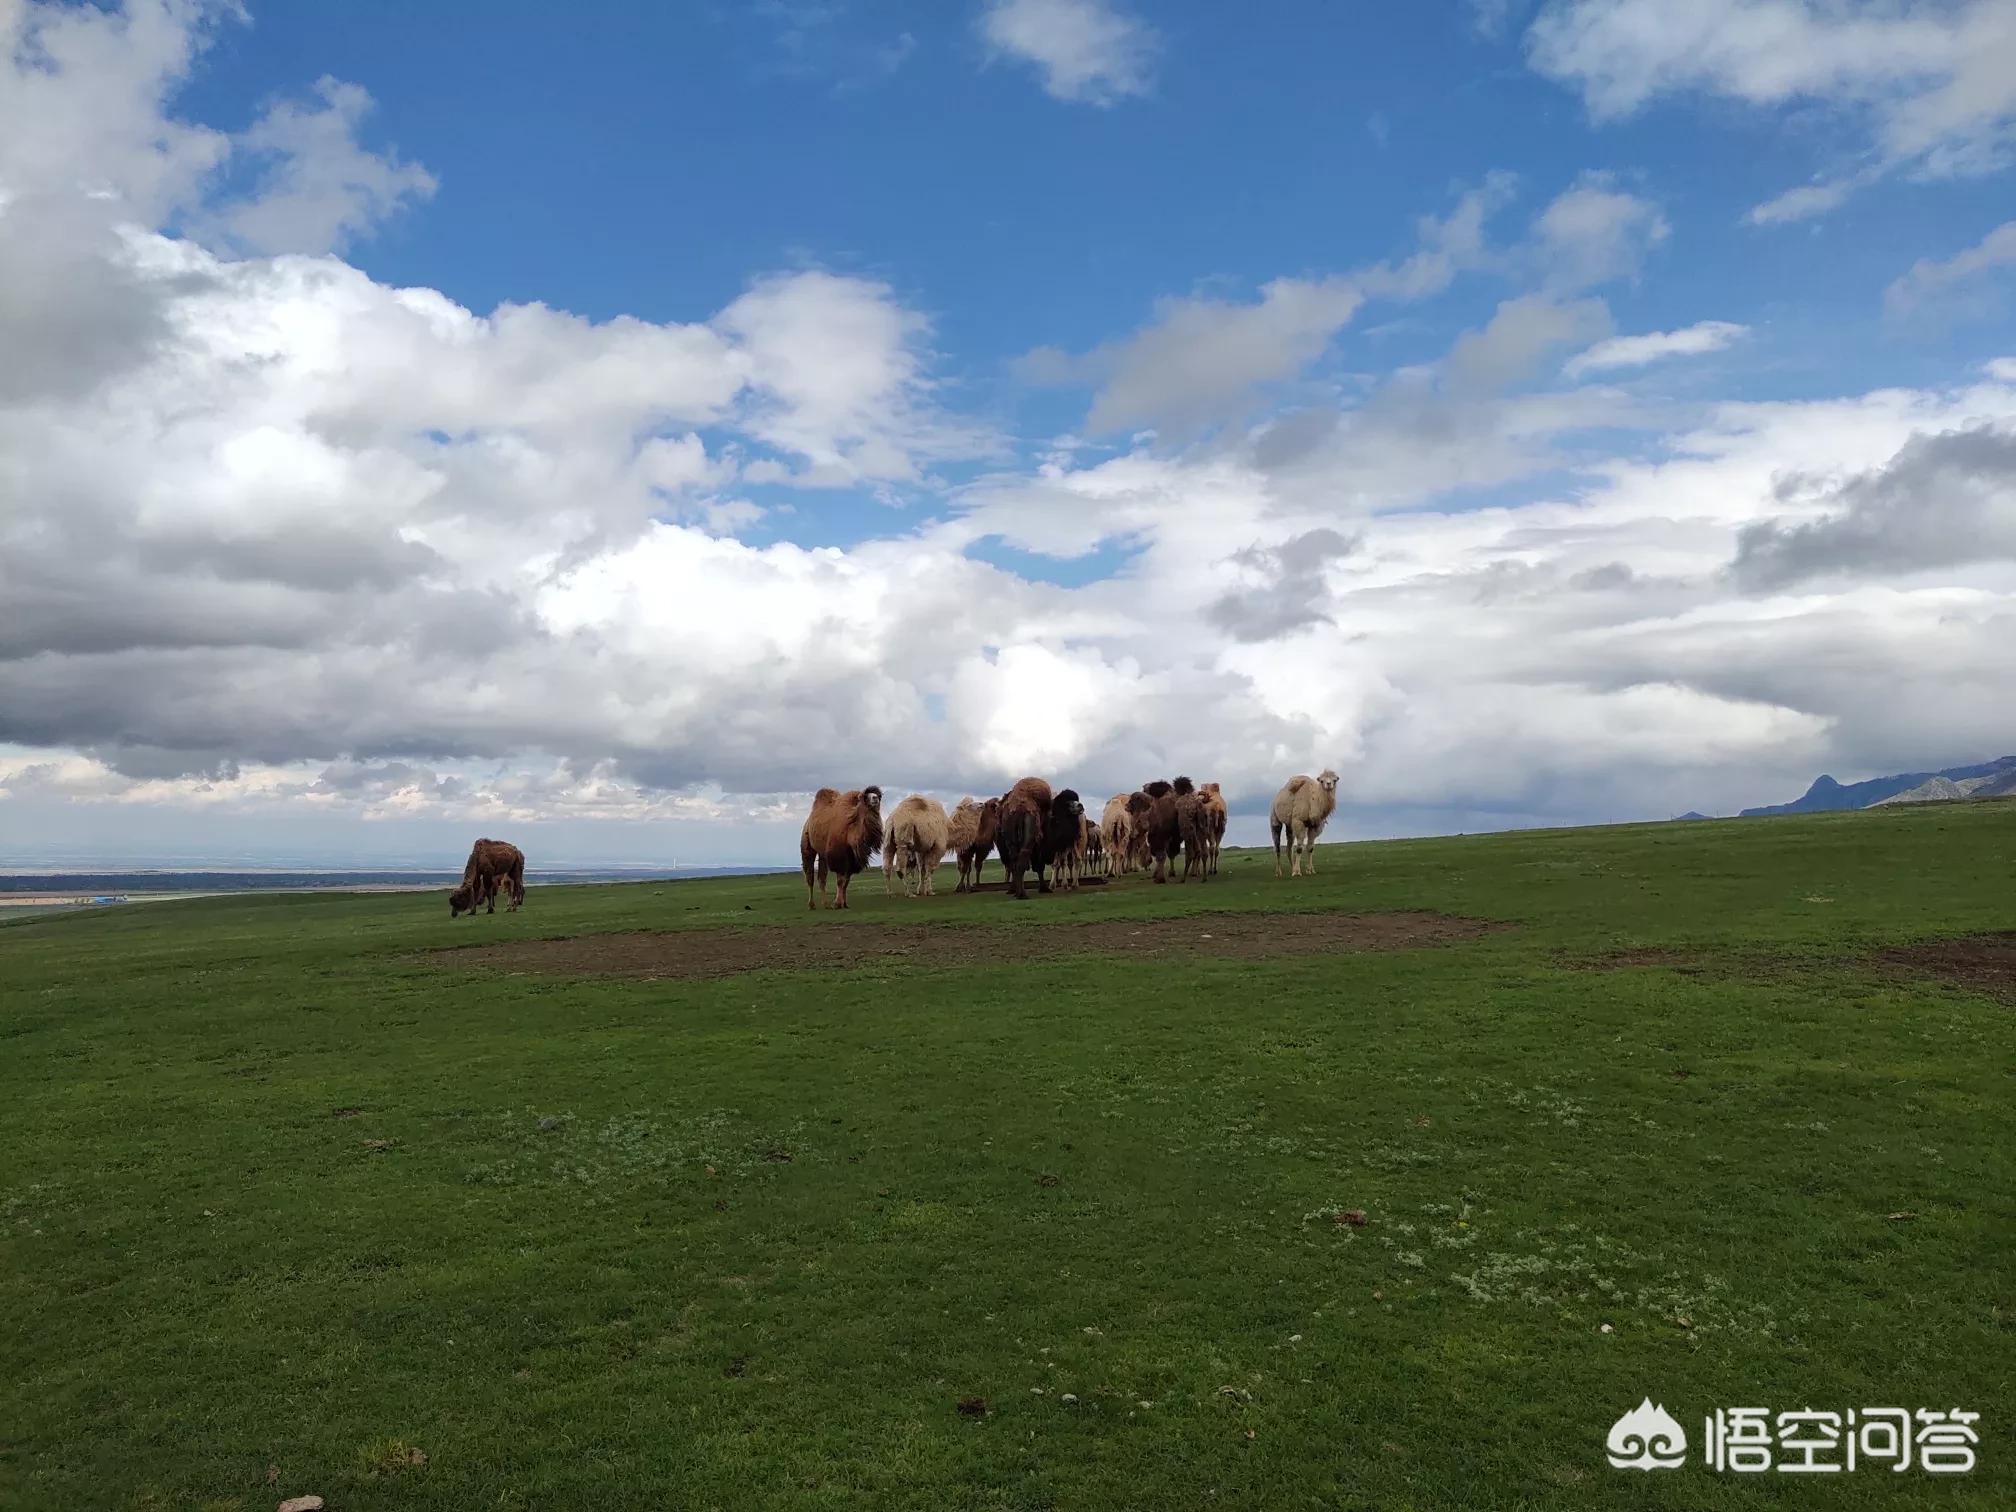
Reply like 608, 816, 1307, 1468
436, 910, 1506, 983
1876, 933, 2016, 1004
1565, 947, 1707, 973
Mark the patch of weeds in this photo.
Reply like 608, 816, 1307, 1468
885, 1201, 961, 1238
355, 1438, 429, 1477
1448, 1224, 1788, 1338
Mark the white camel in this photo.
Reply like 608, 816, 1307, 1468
885, 794, 951, 897
1269, 769, 1339, 878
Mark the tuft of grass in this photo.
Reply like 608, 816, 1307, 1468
355, 1438, 429, 1478
2, 804, 2012, 1508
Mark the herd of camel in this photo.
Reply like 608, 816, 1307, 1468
799, 769, 1342, 910
445, 769, 1342, 916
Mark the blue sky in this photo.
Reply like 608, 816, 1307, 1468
3, 0, 2016, 864
169, 3, 2011, 387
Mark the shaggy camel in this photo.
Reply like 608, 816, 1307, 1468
948, 796, 1001, 892
1142, 777, 1193, 883
1034, 788, 1087, 893
1176, 787, 1213, 882
1125, 791, 1155, 871
800, 785, 884, 909
450, 838, 524, 917
886, 794, 951, 897
1099, 794, 1135, 877
996, 776, 1052, 901
1050, 807, 1093, 892
1199, 782, 1229, 877
1270, 769, 1339, 877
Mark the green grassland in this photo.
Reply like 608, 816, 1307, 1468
3, 807, 2012, 1510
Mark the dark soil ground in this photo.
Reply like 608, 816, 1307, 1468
1876, 931, 2016, 1003
1571, 933, 2016, 1006
436, 909, 1506, 982
1565, 945, 1707, 972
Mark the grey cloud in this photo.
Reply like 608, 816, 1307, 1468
1447, 295, 1612, 394
1032, 177, 1518, 443
0, 198, 193, 402
1731, 422, 2016, 590
1079, 278, 1364, 440
312, 759, 468, 802
1885, 220, 2016, 317
1570, 561, 1636, 590
1248, 378, 1632, 511
1207, 527, 1361, 642
147, 526, 444, 593
92, 747, 243, 783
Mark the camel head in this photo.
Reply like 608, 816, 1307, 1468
1318, 769, 1339, 794
1055, 788, 1084, 824
861, 785, 883, 812
449, 885, 475, 917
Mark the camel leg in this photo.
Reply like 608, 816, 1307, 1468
1271, 819, 1284, 878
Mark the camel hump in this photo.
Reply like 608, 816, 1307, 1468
812, 786, 840, 804
1283, 774, 1311, 795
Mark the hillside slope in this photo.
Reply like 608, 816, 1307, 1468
1740, 754, 2016, 815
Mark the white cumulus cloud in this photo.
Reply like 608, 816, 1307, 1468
978, 0, 1156, 105
1524, 0, 2016, 220
1565, 320, 1749, 376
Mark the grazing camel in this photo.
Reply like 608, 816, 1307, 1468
450, 839, 524, 917
1269, 769, 1339, 878
800, 785, 884, 909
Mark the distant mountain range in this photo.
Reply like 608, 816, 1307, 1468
1737, 756, 2016, 818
